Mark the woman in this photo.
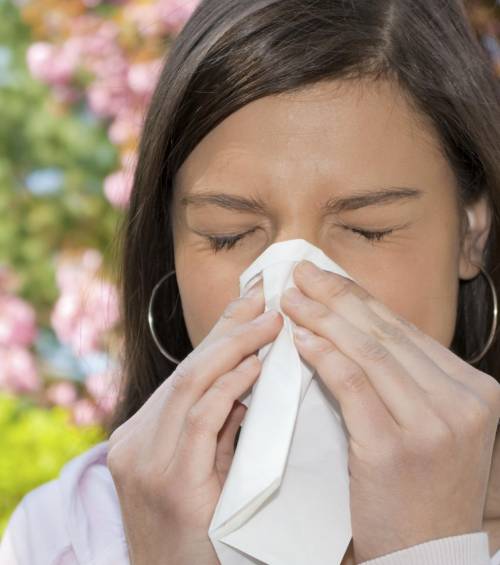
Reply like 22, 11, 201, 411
1, 0, 500, 564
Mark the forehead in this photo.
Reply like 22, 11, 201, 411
174, 79, 452, 198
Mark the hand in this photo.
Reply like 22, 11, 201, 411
280, 259, 500, 563
107, 278, 283, 565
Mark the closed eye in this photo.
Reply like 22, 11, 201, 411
349, 227, 394, 242
204, 226, 395, 252
206, 228, 259, 252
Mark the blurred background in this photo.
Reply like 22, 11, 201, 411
0, 0, 498, 537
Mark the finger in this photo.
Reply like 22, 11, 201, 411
215, 401, 246, 484
281, 287, 434, 430
164, 305, 281, 406
169, 354, 261, 483
366, 297, 499, 402
292, 324, 398, 448
114, 279, 266, 447
149, 295, 282, 452
293, 262, 497, 403
292, 263, 460, 397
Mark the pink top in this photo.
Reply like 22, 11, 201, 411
0, 440, 499, 565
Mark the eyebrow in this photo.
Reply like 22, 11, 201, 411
180, 186, 423, 214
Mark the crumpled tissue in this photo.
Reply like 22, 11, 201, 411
208, 238, 359, 565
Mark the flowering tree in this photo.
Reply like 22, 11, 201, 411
0, 0, 199, 432
2, 0, 497, 427
0, 0, 497, 536
0, 0, 200, 534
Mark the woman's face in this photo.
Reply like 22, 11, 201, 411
170, 79, 491, 349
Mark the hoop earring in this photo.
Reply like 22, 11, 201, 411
147, 269, 182, 365
465, 264, 498, 364
148, 266, 498, 365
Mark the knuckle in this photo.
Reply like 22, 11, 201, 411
325, 277, 353, 301
235, 355, 260, 373
475, 371, 500, 409
311, 303, 333, 323
357, 337, 390, 363
221, 297, 247, 320
168, 362, 194, 395
422, 420, 454, 453
220, 331, 247, 357
106, 445, 123, 476
369, 315, 408, 345
460, 395, 491, 432
394, 313, 421, 334
367, 298, 421, 334
338, 366, 367, 393
107, 444, 139, 489
185, 405, 212, 436
210, 376, 234, 398
399, 418, 455, 465
309, 336, 334, 354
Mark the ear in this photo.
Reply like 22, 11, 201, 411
458, 193, 493, 281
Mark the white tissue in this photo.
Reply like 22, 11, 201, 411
208, 238, 357, 565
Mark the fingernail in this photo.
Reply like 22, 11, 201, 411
253, 309, 279, 324
298, 260, 322, 276
293, 325, 315, 341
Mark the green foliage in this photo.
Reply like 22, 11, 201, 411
0, 393, 106, 537
0, 0, 121, 323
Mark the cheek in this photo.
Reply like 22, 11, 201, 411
381, 275, 458, 348
367, 249, 459, 349
176, 262, 240, 347
358, 199, 462, 349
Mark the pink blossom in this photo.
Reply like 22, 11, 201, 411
103, 169, 133, 209
67, 17, 119, 58
85, 369, 119, 414
71, 398, 100, 426
156, 0, 200, 34
0, 346, 41, 394
87, 77, 132, 119
127, 59, 163, 97
108, 113, 142, 146
26, 42, 79, 85
82, 248, 104, 273
26, 42, 56, 82
51, 280, 120, 356
0, 294, 37, 348
86, 53, 128, 83
55, 249, 103, 292
46, 381, 78, 407
51, 251, 120, 356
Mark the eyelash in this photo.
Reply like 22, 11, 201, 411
206, 226, 394, 252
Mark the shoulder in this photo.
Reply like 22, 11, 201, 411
0, 440, 130, 565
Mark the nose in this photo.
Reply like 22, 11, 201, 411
271, 224, 321, 249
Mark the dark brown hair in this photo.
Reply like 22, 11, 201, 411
107, 0, 500, 436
